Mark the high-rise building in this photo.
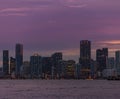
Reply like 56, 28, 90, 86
90, 60, 98, 79
79, 40, 91, 79
57, 60, 76, 79
107, 57, 115, 69
51, 52, 62, 62
79, 40, 91, 68
115, 51, 120, 75
3, 50, 9, 75
10, 57, 16, 74
115, 51, 120, 67
41, 57, 52, 79
102, 48, 108, 57
57, 60, 67, 79
96, 48, 108, 73
64, 60, 76, 79
51, 52, 62, 78
75, 63, 81, 79
15, 43, 23, 76
30, 53, 42, 78
20, 61, 30, 78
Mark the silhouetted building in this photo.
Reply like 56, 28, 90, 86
10, 57, 16, 74
58, 60, 76, 79
41, 57, 52, 79
3, 50, 9, 75
79, 40, 91, 79
0, 67, 2, 72
57, 60, 67, 79
30, 53, 42, 78
115, 51, 120, 75
75, 63, 81, 79
64, 60, 76, 79
102, 48, 108, 57
91, 59, 98, 79
107, 57, 115, 69
115, 51, 120, 67
15, 44, 23, 76
96, 48, 108, 73
20, 61, 30, 78
51, 52, 62, 78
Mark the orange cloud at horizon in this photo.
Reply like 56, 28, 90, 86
103, 40, 120, 44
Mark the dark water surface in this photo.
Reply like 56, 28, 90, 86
0, 80, 120, 99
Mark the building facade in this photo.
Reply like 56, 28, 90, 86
30, 53, 42, 78
15, 44, 23, 76
64, 60, 76, 79
96, 48, 108, 75
20, 61, 30, 78
51, 52, 62, 78
115, 51, 120, 75
79, 40, 91, 79
3, 50, 9, 75
10, 57, 16, 74
107, 57, 115, 69
41, 57, 52, 79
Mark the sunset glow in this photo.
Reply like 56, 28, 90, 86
0, 0, 120, 63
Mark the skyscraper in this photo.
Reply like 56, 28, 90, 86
115, 51, 120, 75
115, 51, 120, 67
51, 52, 62, 78
15, 44, 23, 76
30, 53, 42, 78
3, 50, 9, 75
107, 57, 115, 69
102, 48, 108, 57
79, 40, 91, 79
10, 57, 16, 74
41, 57, 52, 78
96, 48, 108, 73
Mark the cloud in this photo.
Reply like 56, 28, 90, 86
0, 8, 30, 13
65, 4, 87, 8
59, 0, 88, 8
0, 0, 55, 17
98, 40, 120, 46
0, 7, 29, 16
0, 5, 51, 16
0, 13, 27, 17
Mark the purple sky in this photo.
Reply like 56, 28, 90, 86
0, 0, 120, 63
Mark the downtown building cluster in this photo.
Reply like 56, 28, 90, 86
1, 41, 120, 79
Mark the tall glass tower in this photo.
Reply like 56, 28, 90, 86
79, 40, 91, 69
96, 48, 108, 72
115, 51, 120, 75
79, 40, 91, 79
3, 50, 9, 75
30, 53, 42, 78
15, 44, 23, 76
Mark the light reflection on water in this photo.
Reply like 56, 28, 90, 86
0, 80, 120, 99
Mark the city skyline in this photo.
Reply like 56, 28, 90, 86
1, 41, 120, 65
1, 41, 119, 79
0, 0, 120, 65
